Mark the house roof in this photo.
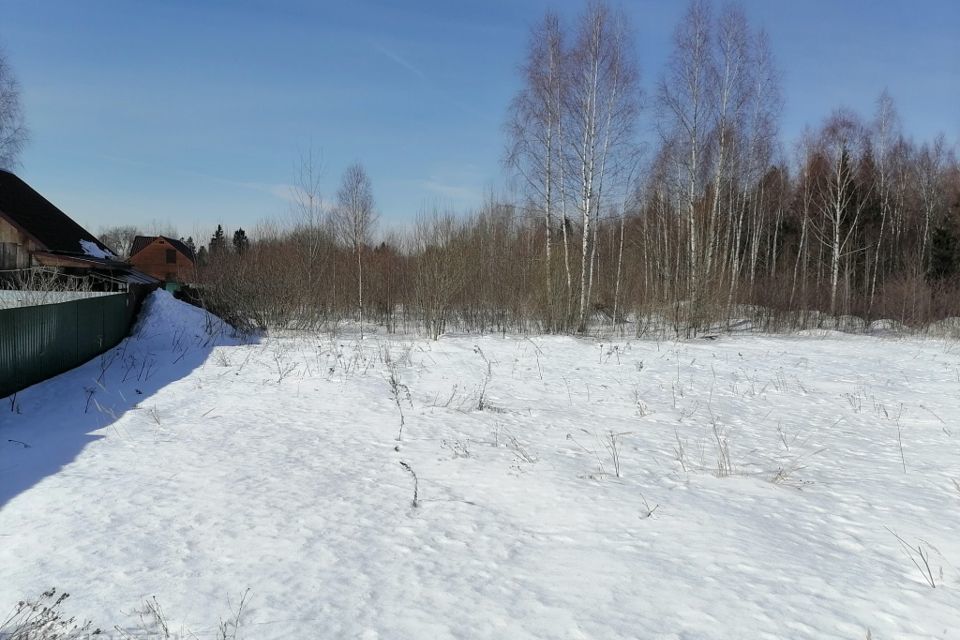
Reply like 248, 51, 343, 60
0, 168, 116, 257
130, 235, 196, 262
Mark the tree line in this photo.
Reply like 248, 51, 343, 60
96, 224, 249, 263
195, 0, 959, 337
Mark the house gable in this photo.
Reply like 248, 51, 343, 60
0, 215, 41, 269
128, 236, 195, 283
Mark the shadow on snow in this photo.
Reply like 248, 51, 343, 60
0, 291, 255, 510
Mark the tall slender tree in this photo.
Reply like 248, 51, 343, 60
335, 163, 378, 338
657, 0, 715, 305
810, 110, 871, 316
565, 0, 641, 331
505, 12, 567, 330
0, 45, 26, 170
703, 3, 750, 285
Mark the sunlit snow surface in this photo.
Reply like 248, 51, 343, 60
2, 292, 959, 638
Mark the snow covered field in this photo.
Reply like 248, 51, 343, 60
2, 292, 960, 639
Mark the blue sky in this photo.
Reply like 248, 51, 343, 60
2, 0, 958, 240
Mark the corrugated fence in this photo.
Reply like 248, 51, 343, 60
0, 291, 142, 398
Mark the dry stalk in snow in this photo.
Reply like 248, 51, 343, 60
111, 590, 250, 640
473, 345, 493, 411
886, 527, 939, 588
273, 349, 299, 383
0, 588, 99, 640
399, 461, 419, 508
639, 493, 659, 519
673, 428, 689, 473
603, 431, 631, 478
387, 365, 411, 442
712, 421, 734, 478
218, 588, 250, 640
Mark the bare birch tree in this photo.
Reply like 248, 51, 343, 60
335, 163, 378, 338
97, 225, 142, 257
811, 110, 870, 316
289, 149, 334, 322
868, 90, 900, 306
704, 3, 750, 286
565, 0, 640, 331
505, 12, 567, 330
0, 46, 27, 170
657, 0, 715, 306
915, 135, 947, 273
739, 27, 782, 298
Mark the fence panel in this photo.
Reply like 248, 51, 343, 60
0, 291, 141, 398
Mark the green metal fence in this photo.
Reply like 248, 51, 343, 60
0, 291, 141, 398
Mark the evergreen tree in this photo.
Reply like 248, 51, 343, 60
196, 245, 209, 267
232, 227, 249, 254
929, 225, 959, 281
183, 236, 197, 256
209, 225, 227, 255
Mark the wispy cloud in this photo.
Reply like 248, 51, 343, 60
372, 41, 484, 119
92, 152, 296, 204
374, 43, 426, 80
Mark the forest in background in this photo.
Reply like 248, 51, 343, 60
191, 0, 959, 336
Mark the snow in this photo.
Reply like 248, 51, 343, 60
0, 289, 113, 310
2, 291, 960, 638
79, 239, 116, 260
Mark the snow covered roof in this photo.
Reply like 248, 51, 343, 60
0, 168, 116, 258
79, 239, 116, 259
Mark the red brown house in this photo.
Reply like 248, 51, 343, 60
129, 236, 195, 287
